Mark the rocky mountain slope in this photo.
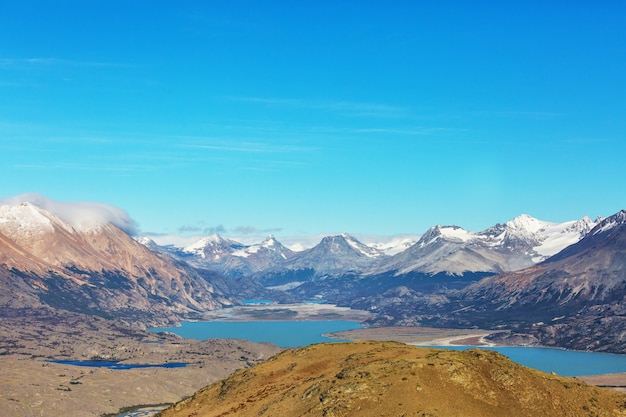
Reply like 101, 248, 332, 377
0, 199, 236, 324
157, 341, 626, 417
369, 214, 596, 276
455, 209, 626, 351
277, 215, 596, 306
355, 210, 626, 352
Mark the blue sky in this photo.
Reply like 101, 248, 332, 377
1, 1, 625, 242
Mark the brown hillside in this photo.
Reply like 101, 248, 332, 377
158, 341, 626, 417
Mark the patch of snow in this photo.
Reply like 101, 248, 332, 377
439, 226, 476, 242
262, 235, 277, 248
341, 233, 382, 258
505, 214, 549, 234
182, 234, 227, 257
0, 202, 56, 234
364, 235, 419, 256
232, 244, 261, 258
135, 236, 155, 246
266, 282, 304, 291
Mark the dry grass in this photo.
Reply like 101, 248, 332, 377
158, 341, 626, 417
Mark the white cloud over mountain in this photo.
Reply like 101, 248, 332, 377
0, 193, 138, 234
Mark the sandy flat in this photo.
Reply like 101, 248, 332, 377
201, 303, 374, 321
326, 326, 497, 346
579, 373, 626, 393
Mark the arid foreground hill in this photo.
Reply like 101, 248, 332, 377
158, 341, 626, 417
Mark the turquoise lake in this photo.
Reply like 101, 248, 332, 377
150, 320, 626, 376
152, 320, 363, 348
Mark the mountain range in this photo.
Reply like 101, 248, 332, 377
2, 195, 625, 353
352, 210, 626, 352
141, 213, 597, 291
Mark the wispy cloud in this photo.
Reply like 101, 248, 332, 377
179, 141, 310, 154
232, 226, 283, 235
0, 57, 131, 69
349, 127, 464, 136
11, 162, 156, 172
175, 223, 281, 237
471, 110, 565, 119
178, 223, 226, 235
0, 193, 138, 234
177, 137, 318, 155
559, 137, 613, 145
228, 96, 408, 119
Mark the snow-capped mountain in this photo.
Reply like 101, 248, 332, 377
588, 210, 625, 237
368, 214, 597, 276
454, 209, 626, 351
481, 214, 597, 261
366, 235, 419, 256
0, 198, 233, 323
220, 235, 296, 276
182, 234, 248, 260
237, 235, 296, 268
255, 233, 388, 287
285, 233, 386, 272
156, 234, 296, 277
139, 214, 598, 281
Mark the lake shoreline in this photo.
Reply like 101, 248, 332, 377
325, 326, 499, 347
173, 303, 626, 384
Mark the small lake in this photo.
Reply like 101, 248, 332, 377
49, 360, 187, 370
151, 320, 363, 348
151, 320, 626, 376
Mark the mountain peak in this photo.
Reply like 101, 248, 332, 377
505, 214, 545, 233
316, 233, 384, 258
591, 209, 626, 236
417, 224, 473, 247
260, 235, 290, 253
0, 200, 57, 235
183, 234, 245, 259
262, 234, 277, 245
0, 193, 137, 234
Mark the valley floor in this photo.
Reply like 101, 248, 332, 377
3, 306, 626, 416
0, 308, 281, 417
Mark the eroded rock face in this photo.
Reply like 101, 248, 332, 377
158, 341, 626, 417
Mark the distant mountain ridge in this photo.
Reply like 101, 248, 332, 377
369, 214, 597, 276
457, 210, 626, 350
356, 209, 626, 352
159, 234, 297, 278
144, 214, 597, 285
